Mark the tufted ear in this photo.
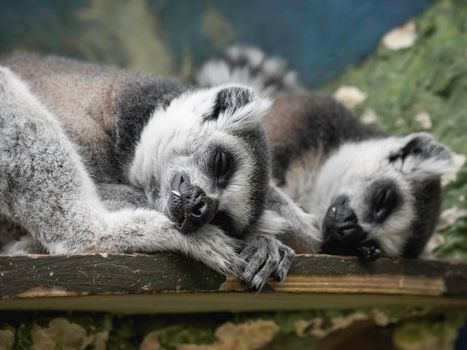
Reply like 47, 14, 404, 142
205, 85, 271, 131
388, 132, 457, 179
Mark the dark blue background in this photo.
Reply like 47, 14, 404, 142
0, 0, 431, 86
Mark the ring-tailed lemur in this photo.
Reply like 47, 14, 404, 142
0, 53, 300, 290
196, 46, 457, 262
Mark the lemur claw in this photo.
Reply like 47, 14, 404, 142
239, 234, 295, 291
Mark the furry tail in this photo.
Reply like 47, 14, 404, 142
195, 46, 304, 95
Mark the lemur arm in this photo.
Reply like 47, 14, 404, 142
235, 182, 322, 290
264, 182, 322, 253
97, 182, 298, 291
96, 183, 150, 210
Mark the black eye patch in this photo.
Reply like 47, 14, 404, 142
367, 180, 401, 223
208, 148, 235, 187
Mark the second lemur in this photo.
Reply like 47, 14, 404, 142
197, 46, 457, 261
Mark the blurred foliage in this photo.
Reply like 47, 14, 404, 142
0, 0, 430, 85
322, 0, 467, 260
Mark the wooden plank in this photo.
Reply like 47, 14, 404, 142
1, 254, 467, 313
1, 293, 467, 314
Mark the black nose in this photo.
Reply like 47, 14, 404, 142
323, 195, 366, 243
169, 174, 219, 233
185, 186, 218, 227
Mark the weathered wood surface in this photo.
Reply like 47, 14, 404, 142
1, 254, 467, 313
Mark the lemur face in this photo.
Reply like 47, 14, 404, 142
129, 85, 271, 236
313, 133, 456, 259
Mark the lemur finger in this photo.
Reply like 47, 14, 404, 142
240, 243, 269, 283
239, 243, 258, 261
241, 235, 294, 290
271, 245, 295, 281
248, 250, 281, 291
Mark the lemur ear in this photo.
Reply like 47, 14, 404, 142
389, 132, 457, 179
206, 85, 271, 131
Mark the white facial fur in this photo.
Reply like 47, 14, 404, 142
306, 133, 456, 256
128, 84, 271, 232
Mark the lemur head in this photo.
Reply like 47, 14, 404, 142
129, 85, 271, 236
313, 133, 456, 259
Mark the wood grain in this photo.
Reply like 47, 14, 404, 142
1, 253, 467, 313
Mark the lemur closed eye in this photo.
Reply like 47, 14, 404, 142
0, 53, 295, 290
197, 46, 457, 262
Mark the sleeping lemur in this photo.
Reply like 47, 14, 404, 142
0, 53, 308, 290
196, 46, 457, 262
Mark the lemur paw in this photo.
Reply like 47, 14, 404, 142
357, 245, 382, 263
240, 234, 295, 291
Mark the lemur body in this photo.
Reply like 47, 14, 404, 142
0, 53, 299, 289
1, 54, 185, 182
197, 46, 457, 261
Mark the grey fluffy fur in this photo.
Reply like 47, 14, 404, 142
0, 54, 296, 289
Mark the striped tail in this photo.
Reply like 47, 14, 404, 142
196, 46, 304, 95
